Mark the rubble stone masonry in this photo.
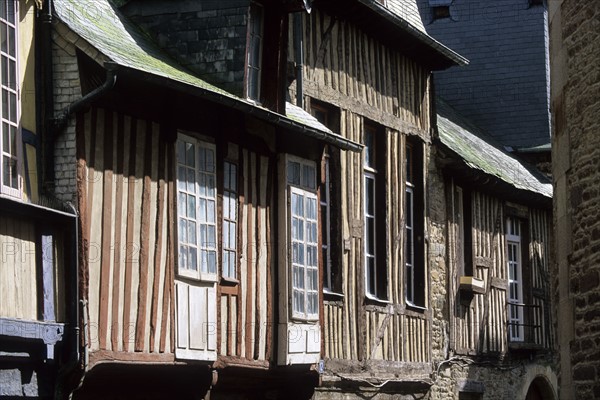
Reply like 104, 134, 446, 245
550, 0, 600, 398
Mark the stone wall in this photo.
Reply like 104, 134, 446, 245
550, 1, 600, 399
122, 0, 249, 96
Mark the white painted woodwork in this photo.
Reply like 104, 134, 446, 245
175, 280, 217, 361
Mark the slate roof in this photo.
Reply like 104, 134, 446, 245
52, 0, 361, 151
356, 0, 467, 67
436, 99, 552, 198
386, 0, 427, 33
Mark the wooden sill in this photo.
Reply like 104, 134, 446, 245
459, 276, 486, 294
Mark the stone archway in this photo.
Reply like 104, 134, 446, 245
525, 376, 557, 400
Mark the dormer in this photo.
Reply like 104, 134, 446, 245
121, 0, 306, 113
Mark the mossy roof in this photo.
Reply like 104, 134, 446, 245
53, 0, 349, 145
437, 99, 552, 198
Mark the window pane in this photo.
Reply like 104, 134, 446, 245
177, 167, 186, 191
187, 195, 196, 219
302, 165, 315, 189
207, 251, 216, 274
230, 165, 237, 189
2, 156, 9, 186
1, 55, 6, 87
367, 218, 375, 254
178, 218, 187, 243
188, 221, 196, 245
223, 252, 230, 277
199, 198, 206, 222
287, 161, 300, 185
366, 177, 374, 215
207, 225, 216, 248
179, 245, 187, 269
9, 92, 16, 122
199, 173, 206, 196
9, 126, 16, 155
200, 250, 207, 273
207, 200, 215, 223
2, 122, 7, 151
229, 221, 236, 249
8, 59, 15, 90
187, 169, 195, 193
223, 222, 229, 248
293, 242, 300, 264
207, 175, 215, 197
293, 290, 304, 313
189, 247, 197, 271
186, 142, 195, 167
8, 26, 15, 57
308, 292, 318, 315
229, 197, 236, 219
177, 141, 185, 164
0, 24, 6, 54
307, 197, 317, 219
205, 149, 215, 172
200, 225, 207, 248
2, 89, 8, 119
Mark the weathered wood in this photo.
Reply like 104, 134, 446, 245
134, 121, 153, 351
122, 117, 137, 352
89, 350, 175, 368
265, 156, 273, 361
150, 137, 166, 353
99, 109, 114, 350
245, 151, 254, 360
236, 148, 245, 357
111, 114, 125, 351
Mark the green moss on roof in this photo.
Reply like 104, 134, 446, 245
54, 0, 232, 97
53, 0, 338, 139
437, 99, 552, 198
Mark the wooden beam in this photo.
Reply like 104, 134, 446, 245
99, 109, 114, 350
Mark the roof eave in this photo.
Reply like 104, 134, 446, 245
436, 139, 552, 209
110, 64, 363, 153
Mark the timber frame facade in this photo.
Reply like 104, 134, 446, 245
0, 0, 558, 399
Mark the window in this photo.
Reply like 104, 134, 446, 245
176, 135, 218, 280
222, 161, 238, 280
287, 158, 319, 320
320, 154, 332, 291
453, 186, 473, 276
507, 217, 524, 342
310, 101, 342, 294
364, 124, 387, 300
429, 0, 452, 20
246, 4, 263, 101
1, 0, 20, 197
405, 140, 425, 307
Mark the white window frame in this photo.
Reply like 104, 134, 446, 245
0, 0, 21, 198
246, 3, 264, 102
222, 160, 238, 280
176, 133, 218, 282
286, 155, 319, 321
405, 183, 415, 305
507, 217, 524, 342
364, 170, 378, 299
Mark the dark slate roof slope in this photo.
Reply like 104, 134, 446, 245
436, 99, 552, 198
52, 0, 360, 151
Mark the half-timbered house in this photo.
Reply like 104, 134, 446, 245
286, 0, 557, 399
429, 100, 557, 399
47, 0, 362, 398
285, 0, 468, 397
0, 1, 78, 399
